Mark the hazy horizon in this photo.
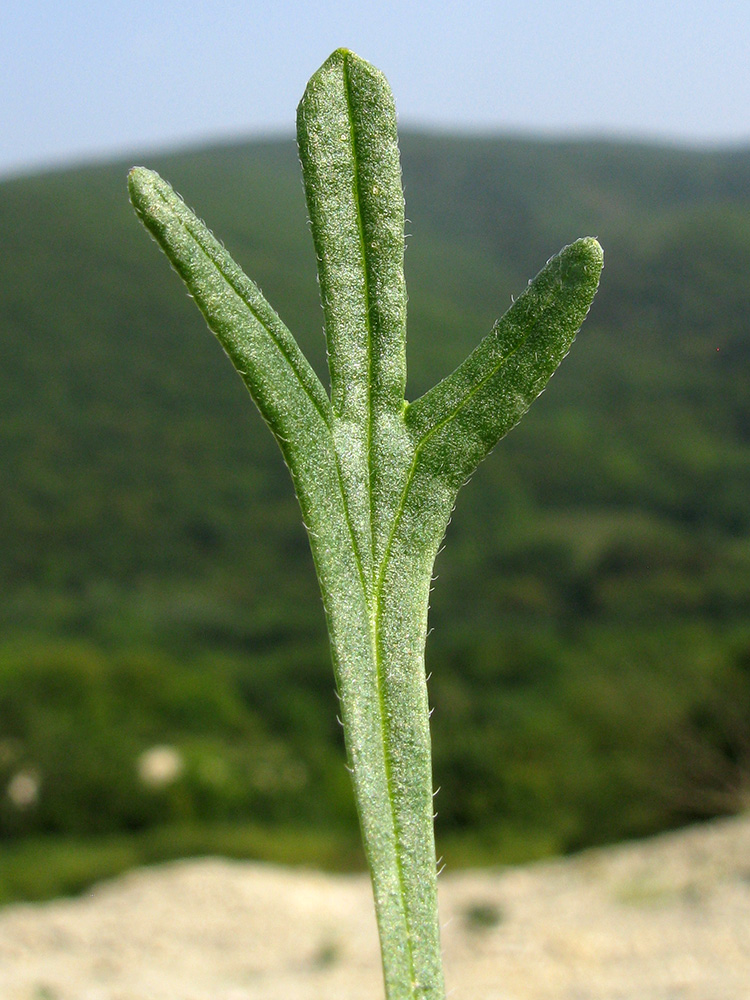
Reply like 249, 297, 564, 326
3, 0, 749, 180
5, 122, 750, 186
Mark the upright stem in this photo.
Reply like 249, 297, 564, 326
315, 456, 444, 1000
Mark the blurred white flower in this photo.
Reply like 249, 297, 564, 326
137, 745, 184, 788
6, 769, 40, 809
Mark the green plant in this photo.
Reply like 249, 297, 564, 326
128, 47, 602, 1000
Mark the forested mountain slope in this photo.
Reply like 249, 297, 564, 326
1, 134, 749, 871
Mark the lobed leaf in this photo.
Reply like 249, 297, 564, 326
129, 49, 604, 1000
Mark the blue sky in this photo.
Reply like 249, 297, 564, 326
2, 0, 749, 178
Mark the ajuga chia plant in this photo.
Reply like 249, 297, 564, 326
129, 48, 602, 1000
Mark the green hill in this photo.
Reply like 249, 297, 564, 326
2, 134, 750, 896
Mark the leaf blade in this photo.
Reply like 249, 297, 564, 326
406, 237, 603, 491
128, 167, 332, 453
297, 48, 408, 420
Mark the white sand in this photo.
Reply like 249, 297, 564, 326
1, 813, 749, 1000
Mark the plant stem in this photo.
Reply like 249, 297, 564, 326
316, 457, 443, 998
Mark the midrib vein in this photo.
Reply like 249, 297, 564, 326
342, 54, 377, 578
343, 55, 421, 998
374, 294, 562, 603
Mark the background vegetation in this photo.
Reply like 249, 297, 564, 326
2, 134, 750, 902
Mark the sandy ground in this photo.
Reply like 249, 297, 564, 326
1, 813, 749, 1000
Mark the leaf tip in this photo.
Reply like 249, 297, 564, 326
127, 166, 162, 209
579, 235, 604, 269
301, 47, 380, 98
572, 236, 604, 279
558, 237, 604, 299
